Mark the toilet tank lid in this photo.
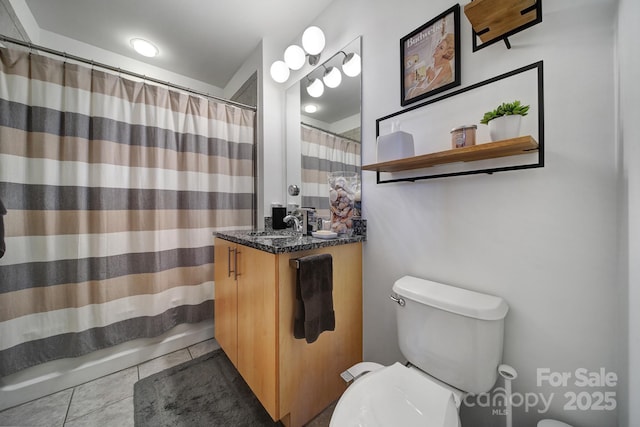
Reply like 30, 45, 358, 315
393, 276, 509, 321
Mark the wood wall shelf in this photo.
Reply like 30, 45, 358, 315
464, 0, 541, 51
362, 136, 538, 173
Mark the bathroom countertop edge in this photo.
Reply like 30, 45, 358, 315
213, 230, 365, 254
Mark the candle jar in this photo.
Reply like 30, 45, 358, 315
450, 125, 477, 148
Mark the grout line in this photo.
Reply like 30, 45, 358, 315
62, 387, 75, 426
63, 395, 133, 426
0, 342, 217, 424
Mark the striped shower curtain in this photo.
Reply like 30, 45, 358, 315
0, 47, 255, 377
301, 124, 360, 217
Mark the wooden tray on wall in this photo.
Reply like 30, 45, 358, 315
464, 0, 541, 50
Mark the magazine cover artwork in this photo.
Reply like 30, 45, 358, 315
401, 5, 460, 106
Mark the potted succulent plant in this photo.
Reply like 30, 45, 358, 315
480, 100, 530, 141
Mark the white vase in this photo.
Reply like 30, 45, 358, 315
488, 115, 522, 141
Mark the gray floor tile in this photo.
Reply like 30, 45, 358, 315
64, 396, 133, 427
137, 348, 191, 379
66, 366, 138, 422
0, 342, 337, 427
305, 400, 336, 427
0, 388, 73, 427
188, 338, 220, 359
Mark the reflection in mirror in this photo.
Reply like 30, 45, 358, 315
286, 37, 362, 219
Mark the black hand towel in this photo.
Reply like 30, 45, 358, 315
293, 253, 335, 344
0, 197, 6, 259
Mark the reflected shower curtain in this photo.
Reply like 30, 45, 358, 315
0, 47, 255, 376
300, 124, 360, 217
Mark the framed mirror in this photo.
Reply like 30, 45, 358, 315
285, 36, 362, 218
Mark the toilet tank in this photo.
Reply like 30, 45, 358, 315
392, 276, 509, 394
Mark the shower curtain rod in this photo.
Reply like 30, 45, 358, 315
301, 121, 361, 144
0, 34, 257, 112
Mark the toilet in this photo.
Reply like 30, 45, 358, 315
330, 275, 510, 427
538, 421, 573, 427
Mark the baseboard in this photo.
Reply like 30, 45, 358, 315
0, 320, 214, 412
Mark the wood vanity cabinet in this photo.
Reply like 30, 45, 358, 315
213, 238, 278, 417
214, 237, 363, 427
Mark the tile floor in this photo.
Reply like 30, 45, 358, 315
0, 339, 334, 427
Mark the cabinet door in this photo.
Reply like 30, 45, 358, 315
236, 244, 278, 420
213, 238, 238, 367
277, 243, 363, 427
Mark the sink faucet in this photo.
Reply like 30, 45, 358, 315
283, 214, 303, 233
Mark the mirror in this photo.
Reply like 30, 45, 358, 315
285, 37, 362, 218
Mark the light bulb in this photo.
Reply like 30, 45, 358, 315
302, 26, 325, 55
130, 38, 159, 57
342, 52, 361, 77
322, 66, 342, 88
270, 60, 290, 83
284, 45, 305, 70
306, 78, 324, 97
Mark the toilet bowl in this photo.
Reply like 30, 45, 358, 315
330, 362, 461, 427
330, 276, 509, 427
538, 420, 573, 427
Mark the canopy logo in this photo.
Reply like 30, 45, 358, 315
462, 367, 617, 416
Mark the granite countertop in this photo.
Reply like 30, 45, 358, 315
214, 229, 365, 254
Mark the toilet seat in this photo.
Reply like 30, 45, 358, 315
538, 421, 573, 427
330, 362, 460, 427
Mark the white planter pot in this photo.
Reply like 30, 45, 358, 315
488, 115, 522, 141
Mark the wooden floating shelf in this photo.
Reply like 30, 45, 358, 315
464, 0, 539, 43
362, 136, 538, 173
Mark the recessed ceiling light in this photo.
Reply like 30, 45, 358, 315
304, 104, 318, 113
130, 38, 159, 57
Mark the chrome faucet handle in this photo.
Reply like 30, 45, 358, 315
283, 214, 302, 233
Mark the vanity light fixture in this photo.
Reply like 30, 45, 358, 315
130, 38, 159, 58
322, 65, 342, 89
341, 51, 361, 77
284, 45, 306, 70
270, 26, 326, 83
301, 26, 325, 55
306, 77, 324, 98
270, 60, 291, 83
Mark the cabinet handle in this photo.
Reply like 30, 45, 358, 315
234, 249, 239, 281
227, 247, 236, 278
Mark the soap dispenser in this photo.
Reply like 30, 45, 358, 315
300, 207, 317, 235
272, 203, 287, 229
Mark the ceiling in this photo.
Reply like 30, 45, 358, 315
22, 0, 335, 89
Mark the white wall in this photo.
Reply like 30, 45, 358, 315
363, 4, 618, 426
617, 0, 640, 425
266, 0, 623, 426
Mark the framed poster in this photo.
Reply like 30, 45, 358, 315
401, 4, 461, 106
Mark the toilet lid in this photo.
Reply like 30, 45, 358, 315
330, 362, 459, 427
